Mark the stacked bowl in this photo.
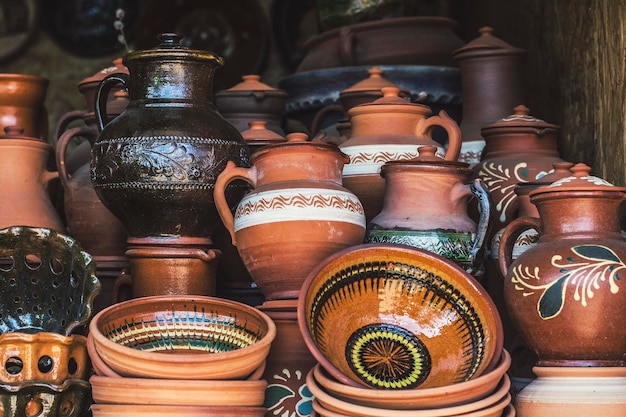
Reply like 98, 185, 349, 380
87, 295, 276, 416
297, 243, 513, 416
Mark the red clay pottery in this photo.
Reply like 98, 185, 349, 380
0, 74, 49, 140
296, 16, 464, 72
214, 132, 366, 300
215, 75, 288, 135
499, 164, 626, 366
0, 127, 64, 232
258, 299, 316, 417
366, 146, 491, 275
452, 27, 526, 164
91, 33, 250, 247
340, 86, 462, 222
514, 366, 626, 417
473, 105, 564, 243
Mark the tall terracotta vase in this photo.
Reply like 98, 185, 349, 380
452, 27, 526, 164
91, 33, 250, 247
499, 164, 626, 366
340, 86, 462, 222
0, 74, 49, 140
214, 133, 366, 300
0, 127, 64, 232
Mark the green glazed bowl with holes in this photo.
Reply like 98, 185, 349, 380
0, 226, 101, 336
0, 379, 92, 417
297, 243, 503, 390
89, 295, 276, 379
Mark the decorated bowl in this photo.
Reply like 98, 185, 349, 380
0, 226, 101, 336
89, 295, 276, 379
297, 243, 503, 390
0, 332, 89, 385
312, 349, 511, 410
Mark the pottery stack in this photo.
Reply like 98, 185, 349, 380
498, 164, 626, 416
0, 226, 101, 417
86, 295, 275, 417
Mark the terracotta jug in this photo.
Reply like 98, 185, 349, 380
452, 27, 526, 164
0, 127, 64, 232
473, 105, 564, 245
214, 132, 366, 300
498, 164, 626, 366
365, 146, 491, 275
0, 74, 49, 140
340, 86, 462, 222
91, 33, 250, 246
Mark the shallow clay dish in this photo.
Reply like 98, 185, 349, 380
312, 349, 511, 410
89, 295, 276, 379
90, 404, 267, 417
306, 369, 511, 417
298, 243, 502, 390
89, 375, 267, 407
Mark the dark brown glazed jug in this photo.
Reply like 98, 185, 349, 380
91, 33, 250, 247
499, 164, 626, 366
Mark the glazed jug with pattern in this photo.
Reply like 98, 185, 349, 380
214, 132, 366, 300
340, 86, 462, 222
498, 163, 626, 366
91, 33, 250, 246
365, 146, 491, 275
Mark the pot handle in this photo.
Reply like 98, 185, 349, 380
339, 27, 356, 66
96, 73, 129, 132
498, 216, 542, 278
310, 104, 345, 136
55, 126, 97, 189
112, 268, 132, 304
53, 110, 87, 145
469, 178, 492, 272
414, 110, 462, 161
213, 161, 258, 247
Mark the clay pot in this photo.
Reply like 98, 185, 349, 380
514, 366, 626, 417
214, 132, 366, 300
340, 86, 462, 222
499, 164, 626, 366
0, 74, 48, 140
0, 332, 89, 385
112, 245, 220, 300
472, 105, 564, 244
0, 127, 64, 232
452, 27, 526, 164
215, 75, 288, 135
258, 299, 317, 417
91, 33, 250, 246
90, 404, 267, 417
366, 146, 491, 275
296, 16, 464, 72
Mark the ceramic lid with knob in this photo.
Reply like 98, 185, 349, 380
531, 163, 626, 195
382, 145, 470, 171
481, 105, 561, 135
0, 126, 46, 143
452, 26, 526, 59
241, 121, 286, 147
222, 74, 286, 93
251, 132, 349, 163
348, 86, 431, 116
340, 67, 408, 95
124, 32, 224, 65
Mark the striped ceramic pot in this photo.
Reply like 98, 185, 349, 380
214, 133, 366, 300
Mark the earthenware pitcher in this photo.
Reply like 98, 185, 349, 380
366, 146, 491, 275
498, 164, 626, 366
214, 133, 366, 300
340, 86, 462, 222
92, 33, 250, 247
0, 127, 64, 232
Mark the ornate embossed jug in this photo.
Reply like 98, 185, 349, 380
214, 133, 366, 300
498, 164, 626, 366
91, 33, 250, 246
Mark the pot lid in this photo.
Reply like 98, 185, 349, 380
384, 145, 469, 169
124, 33, 223, 66
0, 126, 44, 142
452, 26, 526, 59
224, 74, 281, 92
530, 163, 626, 195
340, 67, 406, 94
242, 121, 286, 145
481, 105, 560, 133
78, 58, 128, 87
350, 86, 427, 113
252, 131, 347, 161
